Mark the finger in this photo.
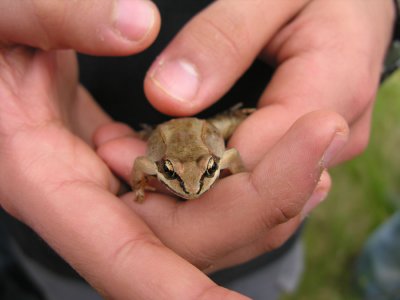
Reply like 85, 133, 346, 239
229, 0, 394, 167
144, 0, 311, 115
261, 0, 394, 117
93, 122, 137, 146
95, 121, 146, 181
205, 170, 331, 272
204, 168, 331, 272
108, 111, 348, 268
205, 217, 301, 274
98, 135, 146, 180
228, 90, 369, 169
0, 0, 160, 55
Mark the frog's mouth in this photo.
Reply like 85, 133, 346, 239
155, 177, 208, 200
158, 176, 214, 200
162, 179, 200, 200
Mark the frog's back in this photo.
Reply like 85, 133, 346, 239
157, 118, 225, 160
161, 118, 203, 144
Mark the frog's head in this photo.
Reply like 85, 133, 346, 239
156, 155, 220, 199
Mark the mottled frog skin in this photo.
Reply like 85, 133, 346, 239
131, 106, 254, 202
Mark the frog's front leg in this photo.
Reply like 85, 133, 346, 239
220, 148, 246, 174
131, 157, 158, 203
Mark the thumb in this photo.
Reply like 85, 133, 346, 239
144, 0, 310, 115
0, 0, 160, 55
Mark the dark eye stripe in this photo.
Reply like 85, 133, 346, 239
205, 156, 219, 178
159, 174, 189, 195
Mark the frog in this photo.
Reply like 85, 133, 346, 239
131, 105, 255, 202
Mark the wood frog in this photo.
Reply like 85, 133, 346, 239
131, 106, 254, 202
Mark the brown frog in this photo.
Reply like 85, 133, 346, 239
131, 105, 254, 202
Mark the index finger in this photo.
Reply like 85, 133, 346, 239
0, 0, 160, 55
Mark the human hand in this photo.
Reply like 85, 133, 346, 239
143, 0, 396, 168
95, 110, 348, 272
0, 2, 249, 299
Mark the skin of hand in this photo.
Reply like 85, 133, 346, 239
0, 1, 349, 299
96, 0, 395, 274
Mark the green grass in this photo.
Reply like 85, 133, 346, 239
282, 70, 400, 300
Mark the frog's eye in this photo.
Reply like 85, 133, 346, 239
205, 157, 218, 178
163, 160, 177, 180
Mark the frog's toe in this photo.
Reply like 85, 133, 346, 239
134, 189, 145, 203
145, 185, 156, 192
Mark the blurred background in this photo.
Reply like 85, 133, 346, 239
284, 69, 400, 300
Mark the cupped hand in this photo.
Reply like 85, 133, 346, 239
0, 47, 248, 299
144, 0, 396, 167
95, 109, 348, 272
0, 2, 249, 299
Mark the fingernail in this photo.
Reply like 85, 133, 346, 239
150, 58, 200, 102
114, 0, 155, 41
301, 188, 328, 219
321, 132, 348, 168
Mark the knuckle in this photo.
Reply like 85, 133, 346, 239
109, 232, 162, 268
31, 0, 67, 49
268, 202, 299, 226
30, 0, 105, 50
190, 13, 249, 66
249, 174, 301, 230
182, 247, 216, 271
